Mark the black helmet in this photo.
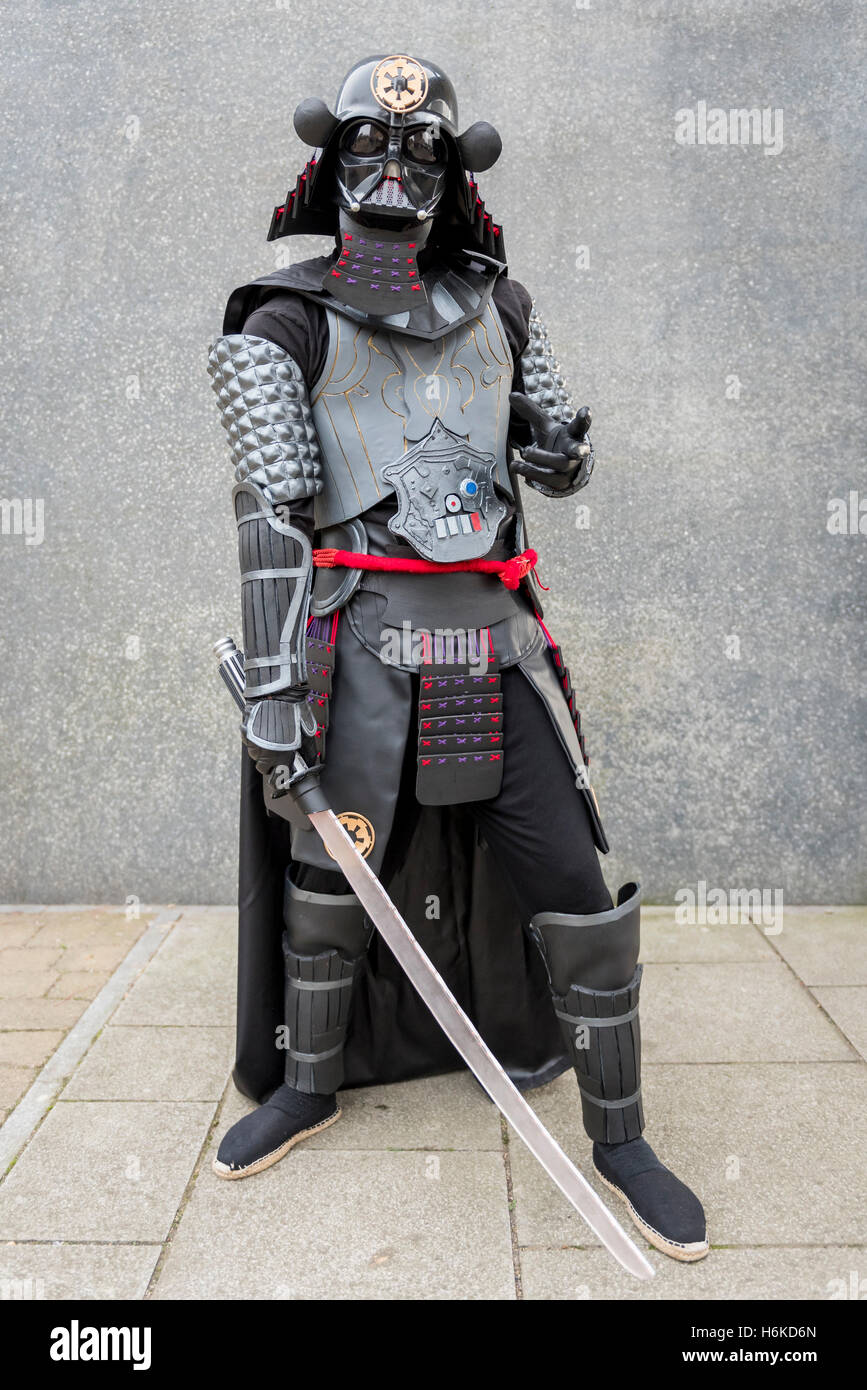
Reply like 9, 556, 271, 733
268, 54, 504, 259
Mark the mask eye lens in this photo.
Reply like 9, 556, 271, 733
343, 121, 387, 157
405, 127, 445, 165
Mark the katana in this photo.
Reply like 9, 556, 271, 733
214, 636, 654, 1281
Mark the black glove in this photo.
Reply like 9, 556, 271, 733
243, 693, 322, 791
509, 393, 595, 495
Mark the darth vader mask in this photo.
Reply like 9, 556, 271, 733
334, 113, 449, 225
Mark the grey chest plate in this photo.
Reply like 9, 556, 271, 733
309, 299, 514, 536
381, 419, 506, 561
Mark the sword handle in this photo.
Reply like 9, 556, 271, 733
263, 764, 330, 817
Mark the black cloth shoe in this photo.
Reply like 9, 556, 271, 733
593, 1137, 709, 1262
213, 1084, 341, 1180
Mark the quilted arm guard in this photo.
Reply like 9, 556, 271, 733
517, 304, 595, 499
207, 334, 323, 506
208, 334, 322, 756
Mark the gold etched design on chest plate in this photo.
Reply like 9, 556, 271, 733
311, 310, 513, 507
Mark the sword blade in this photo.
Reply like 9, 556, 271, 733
309, 807, 654, 1282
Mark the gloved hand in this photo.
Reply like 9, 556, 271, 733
242, 693, 322, 795
509, 393, 595, 495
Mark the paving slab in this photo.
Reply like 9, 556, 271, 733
112, 914, 236, 1027
153, 1143, 514, 1301
509, 1065, 867, 1250
0, 1242, 161, 1301
46, 972, 112, 1001
811, 988, 867, 1061
61, 1027, 234, 1102
0, 916, 42, 948
0, 1066, 34, 1109
640, 911, 776, 963
0, 972, 60, 999
217, 1070, 502, 1154
520, 1246, 867, 1302
0, 912, 181, 1178
56, 945, 137, 973
767, 908, 867, 986
25, 910, 149, 952
0, 999, 83, 1030
641, 962, 856, 1063
0, 1032, 63, 1069
0, 948, 63, 972
0, 1101, 215, 1242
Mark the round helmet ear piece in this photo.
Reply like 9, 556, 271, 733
457, 121, 502, 173
294, 97, 339, 147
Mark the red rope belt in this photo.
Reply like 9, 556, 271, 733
312, 547, 538, 591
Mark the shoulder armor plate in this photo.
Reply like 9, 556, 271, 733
207, 334, 323, 506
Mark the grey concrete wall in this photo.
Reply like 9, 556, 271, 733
1, 0, 864, 904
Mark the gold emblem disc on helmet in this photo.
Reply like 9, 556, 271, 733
370, 56, 428, 114
325, 811, 376, 860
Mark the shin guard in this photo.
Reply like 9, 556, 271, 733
282, 879, 371, 1095
529, 883, 644, 1144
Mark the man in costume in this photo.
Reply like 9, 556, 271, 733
207, 54, 708, 1262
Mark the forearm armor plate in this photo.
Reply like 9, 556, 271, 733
234, 481, 312, 701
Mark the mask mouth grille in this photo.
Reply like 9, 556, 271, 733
366, 176, 413, 209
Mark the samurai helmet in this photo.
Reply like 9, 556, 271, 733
268, 54, 505, 260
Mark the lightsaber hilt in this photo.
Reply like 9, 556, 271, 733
213, 636, 246, 713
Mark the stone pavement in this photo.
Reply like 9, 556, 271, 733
0, 905, 864, 1301
0, 907, 157, 1127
